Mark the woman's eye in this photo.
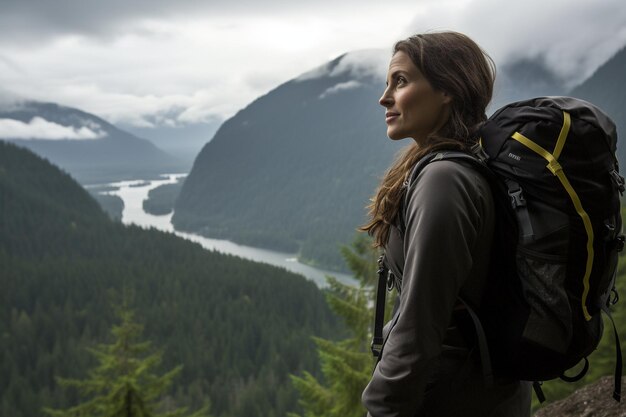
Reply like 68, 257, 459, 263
397, 77, 407, 86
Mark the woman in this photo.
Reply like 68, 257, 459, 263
360, 32, 532, 416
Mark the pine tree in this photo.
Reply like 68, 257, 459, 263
290, 234, 395, 417
43, 305, 210, 417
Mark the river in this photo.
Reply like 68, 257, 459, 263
94, 174, 356, 287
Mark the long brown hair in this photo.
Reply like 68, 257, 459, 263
360, 31, 496, 247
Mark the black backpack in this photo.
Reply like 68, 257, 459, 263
371, 96, 624, 402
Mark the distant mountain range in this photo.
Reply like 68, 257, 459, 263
0, 100, 186, 183
174, 48, 609, 271
119, 118, 222, 166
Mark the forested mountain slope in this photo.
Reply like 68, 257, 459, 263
173, 52, 404, 271
0, 140, 341, 417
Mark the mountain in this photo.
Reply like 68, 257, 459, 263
0, 140, 341, 417
173, 50, 569, 271
173, 51, 404, 271
119, 118, 222, 166
570, 46, 626, 167
0, 100, 186, 183
491, 57, 567, 112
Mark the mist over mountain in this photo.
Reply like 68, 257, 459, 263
570, 46, 626, 165
0, 100, 186, 183
119, 117, 222, 166
173, 49, 578, 271
491, 57, 567, 112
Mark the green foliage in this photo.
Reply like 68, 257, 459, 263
290, 234, 395, 417
43, 304, 210, 417
0, 141, 341, 417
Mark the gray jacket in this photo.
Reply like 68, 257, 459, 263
361, 160, 532, 417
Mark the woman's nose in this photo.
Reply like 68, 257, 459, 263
379, 89, 393, 108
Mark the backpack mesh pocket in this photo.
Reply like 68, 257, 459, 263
517, 250, 572, 354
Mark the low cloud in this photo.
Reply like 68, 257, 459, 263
0, 117, 106, 140
0, 1, 417, 46
296, 61, 336, 82
0, 0, 622, 128
297, 49, 387, 83
0, 4, 419, 125
0, 90, 25, 110
319, 80, 362, 99
329, 49, 388, 80
405, 0, 626, 87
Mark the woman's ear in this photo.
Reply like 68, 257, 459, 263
441, 91, 452, 105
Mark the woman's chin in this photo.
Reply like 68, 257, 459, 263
387, 130, 409, 141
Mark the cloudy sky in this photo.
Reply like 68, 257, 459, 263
1, 0, 625, 130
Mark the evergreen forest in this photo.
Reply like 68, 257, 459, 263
0, 141, 344, 417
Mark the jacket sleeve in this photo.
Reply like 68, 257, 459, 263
361, 160, 488, 417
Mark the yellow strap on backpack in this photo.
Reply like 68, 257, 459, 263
511, 111, 594, 321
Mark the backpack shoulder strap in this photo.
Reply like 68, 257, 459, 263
398, 150, 487, 234
405, 151, 483, 187
371, 255, 389, 358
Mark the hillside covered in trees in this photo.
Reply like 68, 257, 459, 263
0, 140, 342, 417
172, 52, 404, 273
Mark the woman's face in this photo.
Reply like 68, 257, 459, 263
379, 50, 451, 143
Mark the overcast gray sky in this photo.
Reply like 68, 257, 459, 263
0, 0, 625, 129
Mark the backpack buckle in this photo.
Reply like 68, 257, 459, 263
387, 273, 395, 291
377, 254, 385, 270
471, 142, 489, 162
371, 338, 383, 357
610, 170, 625, 194
508, 188, 527, 209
